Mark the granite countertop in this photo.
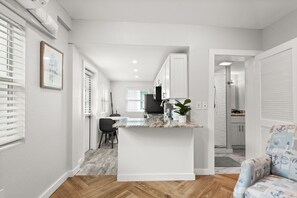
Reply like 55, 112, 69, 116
113, 117, 203, 128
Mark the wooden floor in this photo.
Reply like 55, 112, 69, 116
51, 174, 238, 198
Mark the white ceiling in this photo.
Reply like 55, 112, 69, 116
78, 44, 188, 81
215, 55, 252, 66
215, 55, 252, 73
58, 0, 297, 29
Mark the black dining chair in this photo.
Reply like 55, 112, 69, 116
109, 114, 120, 139
98, 118, 118, 149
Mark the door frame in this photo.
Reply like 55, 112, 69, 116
82, 60, 99, 152
208, 49, 261, 174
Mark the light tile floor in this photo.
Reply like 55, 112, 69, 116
77, 142, 118, 175
78, 143, 245, 175
215, 149, 245, 174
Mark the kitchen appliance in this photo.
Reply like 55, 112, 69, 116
144, 94, 163, 114
154, 86, 162, 101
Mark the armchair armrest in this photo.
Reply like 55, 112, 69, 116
233, 154, 271, 198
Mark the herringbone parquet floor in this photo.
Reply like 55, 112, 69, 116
51, 174, 239, 198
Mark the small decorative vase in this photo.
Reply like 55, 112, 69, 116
178, 115, 187, 123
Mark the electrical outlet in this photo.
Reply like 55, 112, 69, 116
202, 102, 208, 110
196, 101, 202, 109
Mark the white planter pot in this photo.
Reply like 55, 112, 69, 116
178, 115, 187, 123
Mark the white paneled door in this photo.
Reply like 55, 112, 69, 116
247, 39, 297, 158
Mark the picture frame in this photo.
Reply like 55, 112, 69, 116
40, 41, 64, 90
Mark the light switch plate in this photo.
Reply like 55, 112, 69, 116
202, 102, 208, 110
196, 101, 202, 109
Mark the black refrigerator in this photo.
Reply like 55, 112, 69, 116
144, 94, 164, 114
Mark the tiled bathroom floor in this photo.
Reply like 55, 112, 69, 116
215, 149, 245, 174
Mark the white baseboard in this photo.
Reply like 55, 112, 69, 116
39, 171, 71, 198
69, 158, 84, 177
40, 158, 84, 198
70, 165, 80, 177
194, 169, 211, 175
117, 173, 195, 182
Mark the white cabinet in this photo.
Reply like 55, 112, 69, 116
160, 65, 166, 99
154, 53, 188, 99
170, 54, 188, 99
164, 58, 170, 99
154, 70, 161, 87
231, 116, 245, 146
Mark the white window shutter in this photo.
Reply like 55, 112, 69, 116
84, 71, 92, 115
0, 14, 26, 146
261, 49, 293, 122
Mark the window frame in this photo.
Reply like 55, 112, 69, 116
101, 84, 109, 114
126, 88, 149, 113
0, 11, 26, 150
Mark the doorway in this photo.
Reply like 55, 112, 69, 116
208, 49, 261, 174
214, 55, 248, 174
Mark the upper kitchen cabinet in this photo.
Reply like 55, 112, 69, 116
154, 53, 188, 99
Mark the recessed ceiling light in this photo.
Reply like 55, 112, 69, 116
133, 69, 138, 72
219, 62, 232, 66
132, 60, 138, 64
134, 75, 139, 79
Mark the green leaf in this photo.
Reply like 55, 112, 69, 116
175, 103, 183, 108
173, 98, 192, 115
183, 99, 191, 105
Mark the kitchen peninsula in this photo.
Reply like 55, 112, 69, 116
114, 117, 202, 181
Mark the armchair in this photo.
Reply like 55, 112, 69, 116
234, 125, 297, 198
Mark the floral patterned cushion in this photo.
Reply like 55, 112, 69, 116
266, 125, 297, 181
234, 155, 271, 198
245, 175, 297, 198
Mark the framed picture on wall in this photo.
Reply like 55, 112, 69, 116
40, 41, 64, 90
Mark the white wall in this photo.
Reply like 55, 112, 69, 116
111, 81, 153, 118
69, 45, 111, 167
214, 68, 226, 147
0, 1, 72, 197
0, 6, 269, 197
263, 9, 297, 50
70, 21, 262, 172
83, 57, 111, 150
69, 45, 84, 172
231, 63, 245, 110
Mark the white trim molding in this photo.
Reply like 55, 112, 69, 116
70, 157, 84, 177
208, 49, 262, 175
39, 171, 70, 198
40, 158, 83, 198
194, 169, 211, 175
117, 173, 196, 182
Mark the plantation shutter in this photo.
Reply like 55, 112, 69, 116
0, 14, 26, 146
84, 70, 92, 115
